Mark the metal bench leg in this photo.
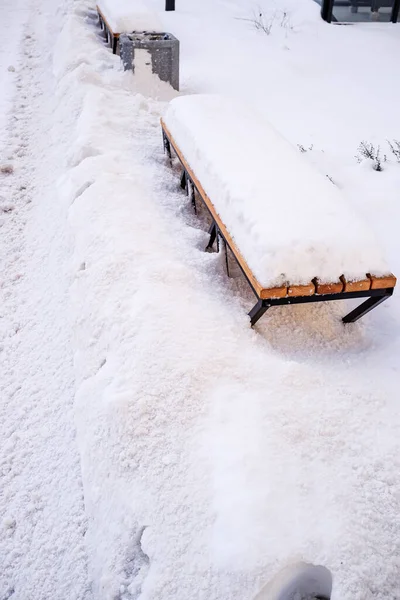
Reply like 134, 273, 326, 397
249, 300, 270, 327
163, 134, 172, 166
223, 238, 230, 277
112, 35, 118, 54
206, 222, 217, 250
180, 169, 187, 191
342, 293, 390, 324
163, 133, 170, 155
188, 179, 197, 214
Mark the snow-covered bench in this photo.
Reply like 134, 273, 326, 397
161, 95, 396, 327
96, 0, 161, 54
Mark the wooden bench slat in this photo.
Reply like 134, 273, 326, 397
260, 286, 287, 299
313, 279, 343, 295
288, 282, 315, 297
368, 273, 397, 289
340, 276, 371, 292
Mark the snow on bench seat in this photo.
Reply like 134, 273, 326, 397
162, 95, 392, 294
96, 0, 161, 35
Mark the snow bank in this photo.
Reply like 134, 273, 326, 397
164, 94, 389, 287
0, 0, 94, 598
50, 2, 400, 600
97, 0, 162, 33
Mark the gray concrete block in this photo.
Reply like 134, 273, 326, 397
120, 32, 180, 91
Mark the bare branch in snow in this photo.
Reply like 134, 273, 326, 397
388, 139, 400, 162
356, 141, 384, 172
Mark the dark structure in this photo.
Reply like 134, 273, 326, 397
318, 0, 400, 22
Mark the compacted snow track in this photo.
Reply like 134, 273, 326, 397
0, 1, 92, 598
0, 0, 27, 150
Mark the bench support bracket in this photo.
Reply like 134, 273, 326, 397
188, 179, 197, 214
163, 133, 173, 167
111, 34, 118, 55
249, 300, 270, 327
342, 293, 391, 323
223, 238, 230, 277
206, 222, 217, 251
248, 289, 393, 328
180, 169, 187, 191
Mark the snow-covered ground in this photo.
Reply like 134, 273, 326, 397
1, 0, 400, 599
0, 0, 27, 150
0, 0, 92, 599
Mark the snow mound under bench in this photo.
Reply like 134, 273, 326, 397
97, 0, 162, 33
163, 94, 389, 288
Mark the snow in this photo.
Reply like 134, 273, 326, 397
97, 0, 162, 33
163, 94, 389, 287
0, 0, 92, 599
0, 0, 27, 150
2, 0, 400, 599
50, 3, 400, 600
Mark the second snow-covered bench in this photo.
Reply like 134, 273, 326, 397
161, 95, 396, 327
96, 0, 161, 54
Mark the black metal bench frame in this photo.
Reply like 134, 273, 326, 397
162, 128, 394, 327
247, 289, 393, 327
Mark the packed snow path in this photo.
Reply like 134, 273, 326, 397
0, 1, 92, 599
0, 0, 26, 150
